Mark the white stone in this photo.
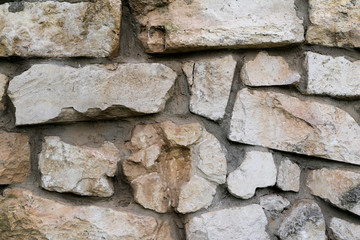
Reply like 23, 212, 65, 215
277, 159, 301, 192
330, 217, 360, 240
260, 195, 290, 211
227, 151, 277, 199
8, 63, 177, 125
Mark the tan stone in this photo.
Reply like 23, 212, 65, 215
0, 73, 8, 110
0, 0, 121, 57
0, 131, 30, 184
276, 158, 301, 192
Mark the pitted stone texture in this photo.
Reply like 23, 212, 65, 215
186, 204, 270, 240
182, 55, 236, 121
0, 0, 121, 57
306, 0, 360, 48
8, 63, 176, 126
0, 73, 8, 110
227, 151, 277, 199
39, 136, 120, 197
0, 188, 167, 240
277, 158, 301, 192
277, 200, 326, 240
130, 0, 304, 53
330, 217, 360, 240
260, 195, 290, 212
0, 132, 30, 184
241, 51, 300, 86
229, 89, 360, 165
307, 168, 360, 216
123, 121, 227, 214
305, 52, 360, 98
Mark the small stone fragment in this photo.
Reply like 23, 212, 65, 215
227, 151, 277, 199
182, 55, 236, 121
0, 73, 8, 110
260, 195, 290, 212
277, 158, 301, 192
39, 136, 120, 197
241, 51, 300, 86
329, 217, 360, 240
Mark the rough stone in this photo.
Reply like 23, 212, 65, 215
186, 204, 270, 240
0, 188, 166, 240
182, 55, 236, 121
123, 121, 227, 214
305, 52, 360, 98
0, 0, 121, 57
0, 73, 8, 110
0, 131, 30, 184
241, 51, 300, 86
277, 158, 301, 192
277, 200, 326, 240
39, 136, 120, 197
329, 217, 360, 240
260, 195, 290, 212
130, 0, 304, 53
229, 88, 360, 165
306, 0, 360, 48
227, 151, 277, 199
8, 63, 177, 126
307, 168, 360, 216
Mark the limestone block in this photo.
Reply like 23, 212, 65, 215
330, 217, 360, 240
277, 158, 301, 192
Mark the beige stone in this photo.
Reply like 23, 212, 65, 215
0, 73, 8, 110
130, 0, 304, 53
0, 0, 121, 57
8, 63, 177, 126
0, 131, 30, 184
229, 89, 360, 165
39, 136, 120, 197
330, 217, 360, 240
277, 158, 301, 192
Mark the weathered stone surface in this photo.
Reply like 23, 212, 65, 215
229, 89, 360, 165
8, 63, 177, 126
123, 121, 227, 214
0, 131, 30, 184
0, 73, 8, 110
39, 136, 120, 197
241, 51, 300, 86
182, 55, 236, 121
330, 217, 360, 240
227, 151, 277, 199
305, 52, 360, 98
260, 195, 290, 212
130, 0, 304, 53
307, 168, 360, 216
186, 204, 270, 240
306, 0, 360, 48
277, 158, 301, 192
277, 200, 326, 240
0, 0, 121, 57
0, 188, 165, 240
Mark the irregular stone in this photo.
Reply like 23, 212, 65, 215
123, 121, 227, 214
130, 0, 304, 53
39, 136, 120, 197
229, 88, 360, 165
186, 204, 270, 240
182, 55, 236, 121
307, 168, 360, 216
277, 158, 301, 192
306, 0, 360, 48
0, 0, 121, 57
227, 151, 277, 199
260, 195, 290, 212
8, 63, 177, 126
241, 51, 300, 86
305, 52, 360, 98
0, 188, 165, 240
329, 217, 360, 240
0, 73, 8, 110
277, 200, 326, 240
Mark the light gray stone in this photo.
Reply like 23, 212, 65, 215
330, 217, 360, 240
277, 159, 301, 192
0, 73, 8, 110
260, 195, 290, 212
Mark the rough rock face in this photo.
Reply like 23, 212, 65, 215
0, 131, 30, 184
182, 55, 236, 121
227, 151, 277, 199
0, 73, 8, 110
307, 168, 360, 216
0, 0, 121, 57
241, 52, 300, 86
305, 52, 360, 98
277, 200, 326, 240
329, 217, 360, 240
130, 0, 304, 53
39, 136, 120, 197
260, 195, 290, 212
123, 121, 227, 214
8, 63, 177, 125
229, 89, 360, 165
306, 0, 360, 48
277, 158, 301, 192
0, 188, 169, 240
185, 204, 270, 240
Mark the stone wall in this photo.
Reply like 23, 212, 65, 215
0, 0, 359, 239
